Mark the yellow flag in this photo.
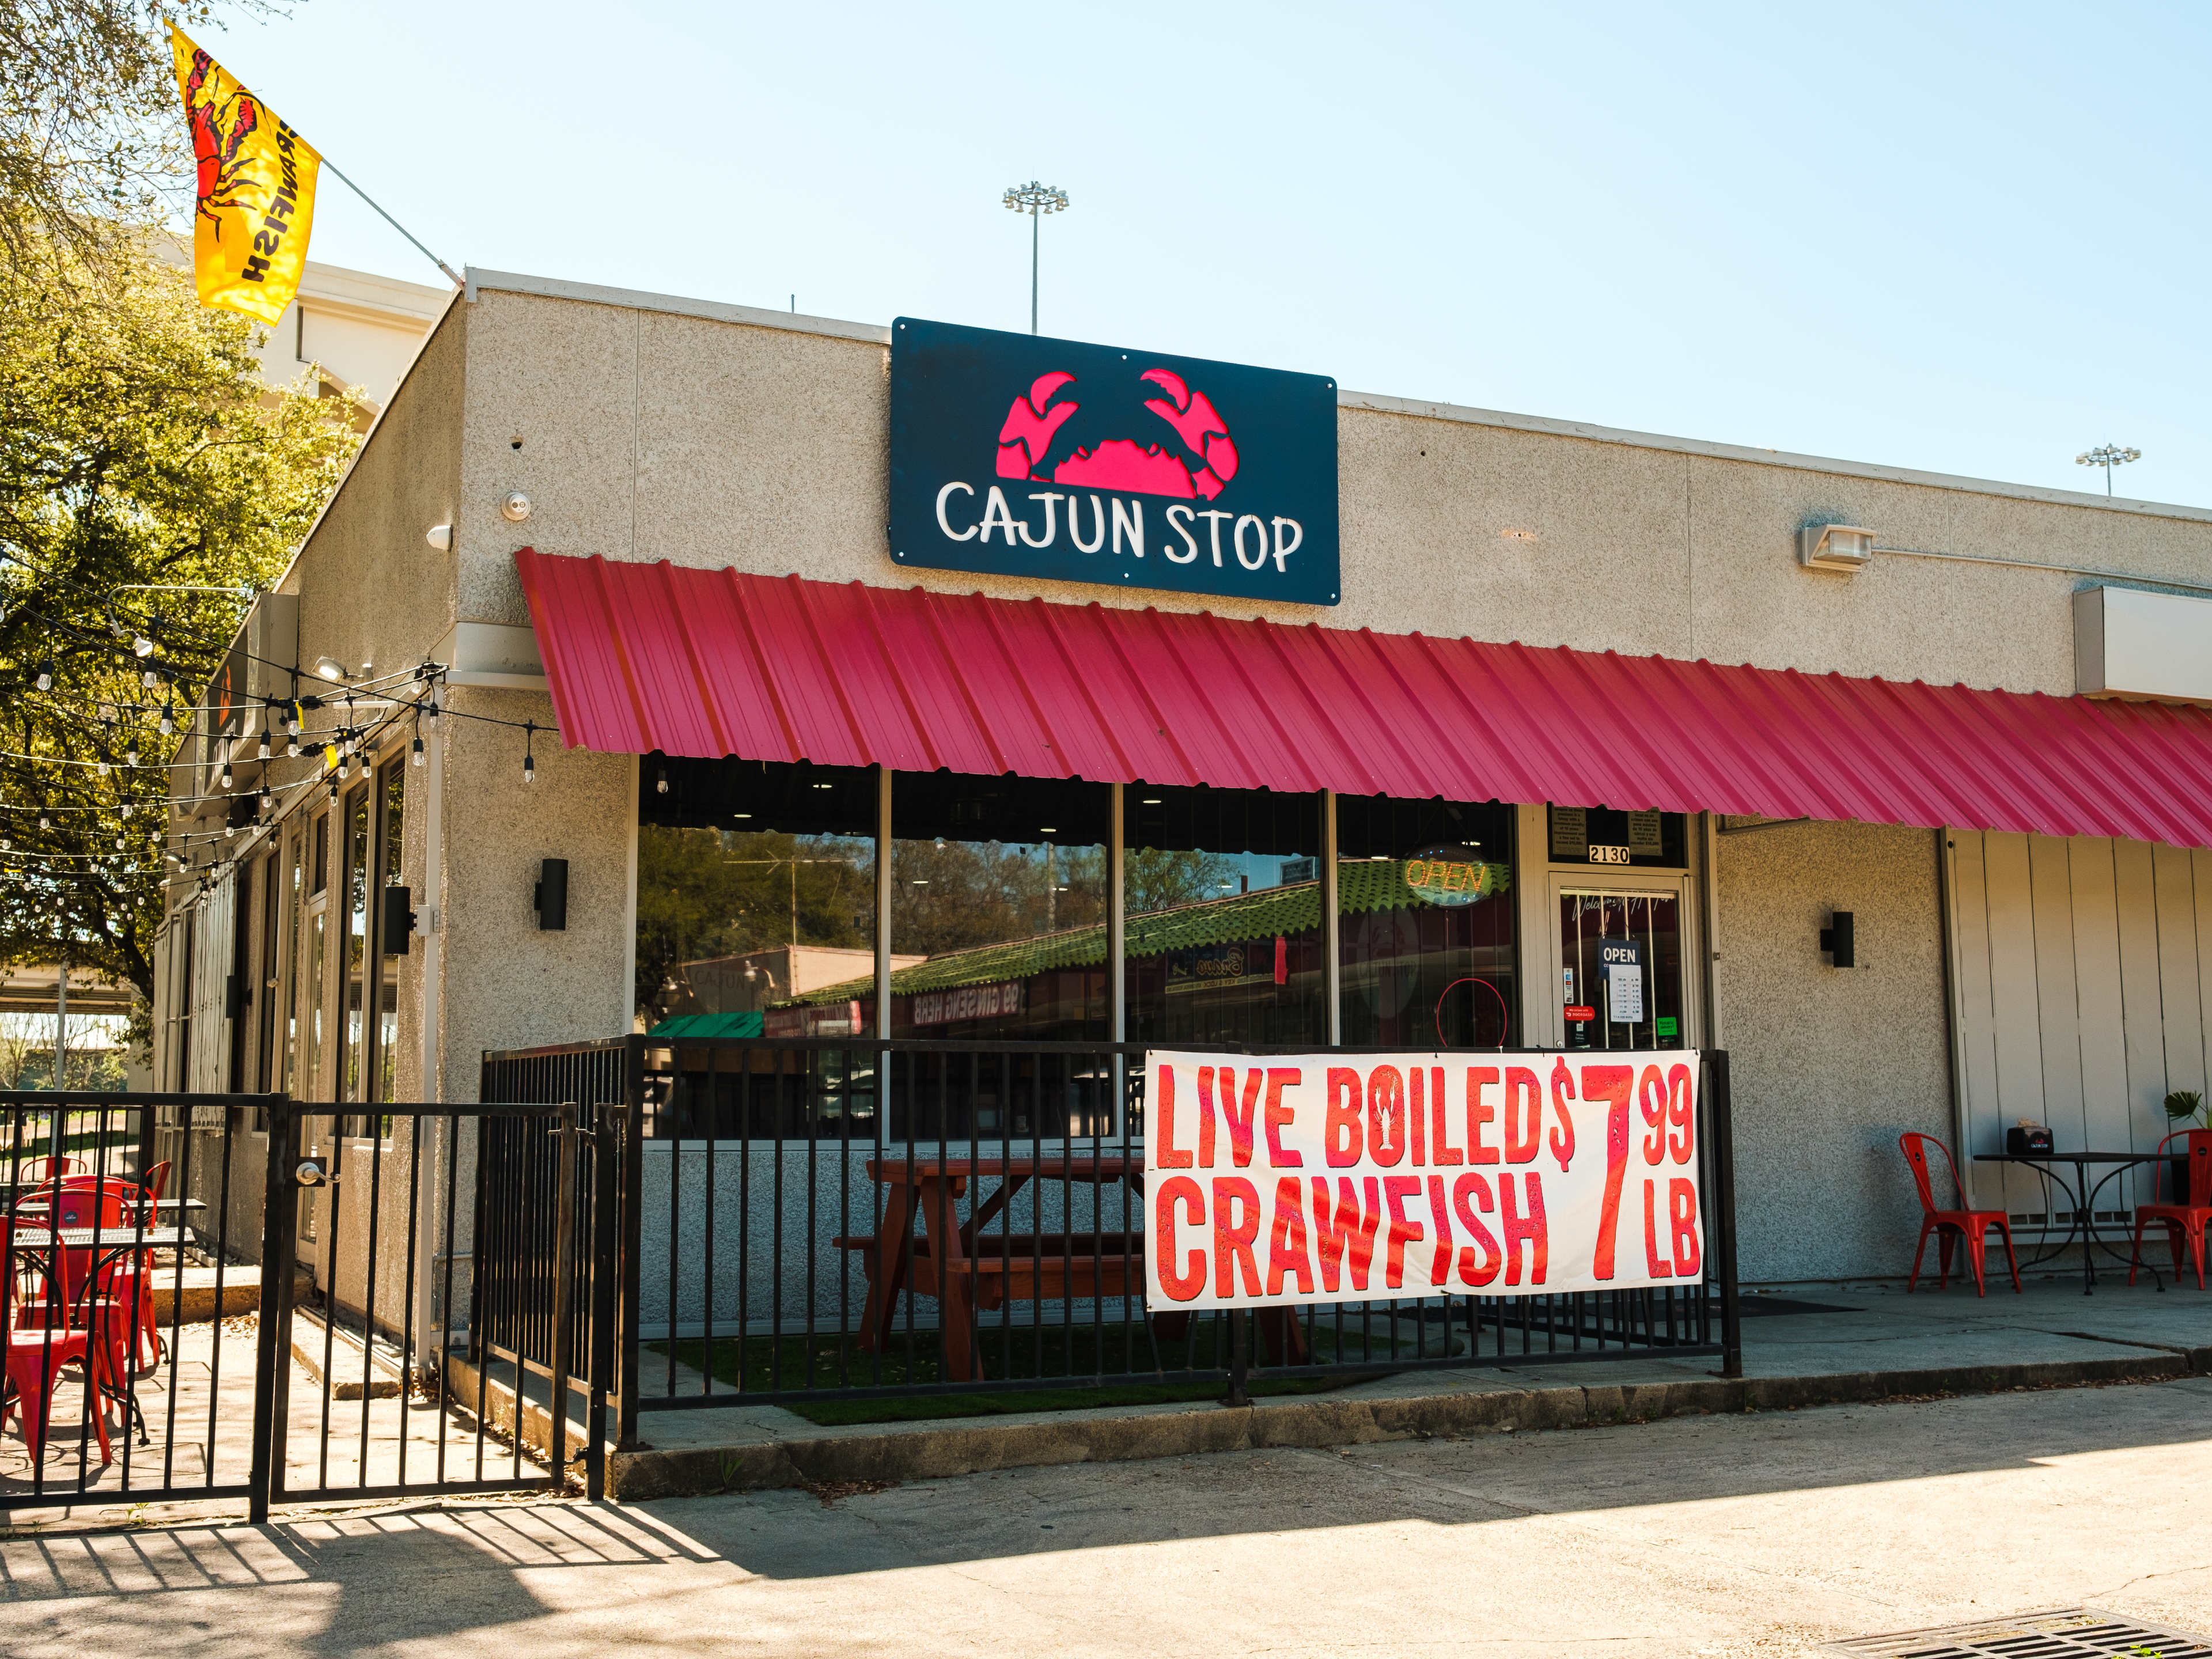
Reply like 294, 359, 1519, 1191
171, 27, 320, 323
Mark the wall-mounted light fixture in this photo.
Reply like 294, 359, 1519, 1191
1799, 524, 1875, 574
1819, 909, 1855, 968
313, 655, 350, 681
501, 492, 532, 523
426, 524, 453, 552
534, 857, 569, 931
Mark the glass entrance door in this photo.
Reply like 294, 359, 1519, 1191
1558, 888, 1685, 1051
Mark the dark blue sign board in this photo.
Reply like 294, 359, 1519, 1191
887, 317, 1340, 606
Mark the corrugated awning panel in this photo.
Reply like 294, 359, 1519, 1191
513, 547, 2212, 849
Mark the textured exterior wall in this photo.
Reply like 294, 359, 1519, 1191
1713, 820, 1953, 1282
444, 280, 2212, 704
434, 686, 634, 1097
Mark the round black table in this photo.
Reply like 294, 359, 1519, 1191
1973, 1152, 2162, 1294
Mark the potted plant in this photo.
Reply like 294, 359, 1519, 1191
2164, 1090, 2208, 1205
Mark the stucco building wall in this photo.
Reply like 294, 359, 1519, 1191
1713, 820, 1953, 1281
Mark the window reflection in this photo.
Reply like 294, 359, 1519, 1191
1126, 785, 1323, 1047
636, 756, 880, 1037
886, 771, 1110, 1043
1335, 794, 1517, 1048
637, 756, 880, 1139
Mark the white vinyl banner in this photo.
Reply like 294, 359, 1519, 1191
1143, 1050, 1705, 1312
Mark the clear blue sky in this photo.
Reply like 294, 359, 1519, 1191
202, 1, 2212, 507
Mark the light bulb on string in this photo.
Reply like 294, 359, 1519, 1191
219, 762, 233, 790
258, 782, 272, 809
410, 733, 423, 767
286, 737, 300, 759
126, 739, 139, 766
37, 814, 49, 830
158, 703, 174, 736
336, 753, 350, 780
141, 668, 157, 690
656, 767, 669, 794
257, 729, 271, 762
132, 632, 154, 658
425, 696, 441, 730
522, 721, 536, 786
35, 661, 52, 692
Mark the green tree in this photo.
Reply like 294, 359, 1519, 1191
1, 2, 276, 280
635, 825, 875, 1023
1125, 846, 1241, 916
0, 235, 358, 1013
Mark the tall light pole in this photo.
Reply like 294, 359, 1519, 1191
1002, 181, 1069, 335
2076, 444, 2141, 496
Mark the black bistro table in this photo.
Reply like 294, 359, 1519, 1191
1973, 1152, 2162, 1294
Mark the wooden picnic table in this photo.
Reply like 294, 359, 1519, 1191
851, 1156, 1308, 1378
855, 1156, 1145, 1381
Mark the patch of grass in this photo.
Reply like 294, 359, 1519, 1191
648, 1317, 1352, 1426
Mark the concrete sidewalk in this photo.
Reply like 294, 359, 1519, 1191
6, 1365, 2212, 1658
603, 1276, 2212, 1499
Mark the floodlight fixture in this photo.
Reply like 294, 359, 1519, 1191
1002, 181, 1070, 336
2075, 444, 2141, 496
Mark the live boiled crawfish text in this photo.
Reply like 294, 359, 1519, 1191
1142, 1052, 1705, 1310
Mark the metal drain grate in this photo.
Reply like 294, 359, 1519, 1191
1831, 1607, 2212, 1658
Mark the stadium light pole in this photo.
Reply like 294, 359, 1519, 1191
1002, 181, 1069, 335
2076, 444, 2141, 496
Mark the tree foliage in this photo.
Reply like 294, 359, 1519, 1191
0, 236, 358, 1006
635, 826, 877, 1024
0, 1, 275, 281
634, 823, 1243, 1024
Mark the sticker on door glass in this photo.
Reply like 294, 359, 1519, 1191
1600, 937, 1644, 1022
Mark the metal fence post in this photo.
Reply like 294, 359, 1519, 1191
1707, 1050, 1743, 1379
249, 1098, 299, 1524
588, 1103, 618, 1501
548, 1102, 579, 1484
618, 1036, 645, 1449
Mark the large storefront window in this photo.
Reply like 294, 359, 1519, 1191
1336, 794, 1517, 1048
888, 771, 1109, 1041
638, 756, 880, 1032
638, 756, 880, 1139
1126, 785, 1323, 1047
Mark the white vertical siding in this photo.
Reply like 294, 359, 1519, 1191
1950, 830, 2210, 1214
185, 869, 236, 1093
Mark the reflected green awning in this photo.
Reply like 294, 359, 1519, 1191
782, 858, 1509, 1007
647, 1010, 765, 1039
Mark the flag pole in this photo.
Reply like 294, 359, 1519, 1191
317, 157, 463, 288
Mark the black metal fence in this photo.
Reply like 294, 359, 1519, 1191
0, 1053, 1740, 1513
479, 1038, 1740, 1445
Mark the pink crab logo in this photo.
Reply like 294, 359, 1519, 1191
995, 369, 1241, 501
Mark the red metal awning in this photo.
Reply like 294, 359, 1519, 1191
514, 548, 2212, 849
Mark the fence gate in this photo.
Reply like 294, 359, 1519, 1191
252, 1099, 615, 1520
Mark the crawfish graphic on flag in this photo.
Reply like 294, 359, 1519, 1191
171, 27, 321, 323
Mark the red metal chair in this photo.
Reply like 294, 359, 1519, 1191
2130, 1130, 2212, 1289
1900, 1132, 2021, 1295
104, 1162, 168, 1369
1, 1221, 115, 1465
